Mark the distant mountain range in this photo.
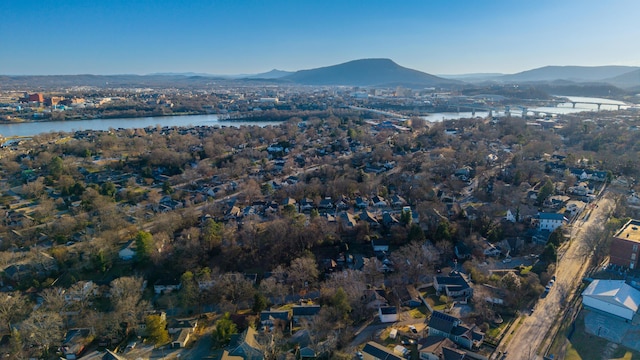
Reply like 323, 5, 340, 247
280, 58, 461, 87
3, 60, 640, 91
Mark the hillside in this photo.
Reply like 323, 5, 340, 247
283, 58, 461, 87
602, 68, 640, 90
498, 65, 639, 83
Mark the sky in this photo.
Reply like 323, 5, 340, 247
1, 0, 639, 76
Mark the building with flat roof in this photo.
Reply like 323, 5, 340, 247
610, 219, 640, 270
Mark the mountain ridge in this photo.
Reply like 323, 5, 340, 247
282, 58, 461, 87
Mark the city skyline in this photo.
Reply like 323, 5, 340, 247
2, 0, 639, 76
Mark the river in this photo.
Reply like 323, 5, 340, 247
0, 114, 284, 137
423, 95, 634, 122
0, 96, 633, 137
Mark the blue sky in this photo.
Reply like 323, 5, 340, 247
1, 0, 639, 75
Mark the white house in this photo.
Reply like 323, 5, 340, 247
582, 280, 640, 321
378, 306, 398, 323
537, 212, 567, 232
118, 240, 136, 261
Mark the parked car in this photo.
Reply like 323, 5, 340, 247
408, 325, 418, 334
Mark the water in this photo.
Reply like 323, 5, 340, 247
424, 96, 634, 122
1, 96, 634, 136
0, 114, 284, 137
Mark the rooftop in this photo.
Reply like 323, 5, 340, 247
614, 219, 640, 243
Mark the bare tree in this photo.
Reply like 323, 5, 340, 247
0, 292, 30, 333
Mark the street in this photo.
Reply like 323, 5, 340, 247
500, 191, 613, 359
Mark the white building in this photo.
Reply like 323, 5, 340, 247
582, 280, 640, 321
537, 212, 567, 232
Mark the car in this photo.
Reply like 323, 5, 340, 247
530, 308, 535, 315
401, 339, 416, 345
502, 257, 512, 264
551, 275, 556, 281
408, 325, 418, 334
548, 279, 555, 287
356, 351, 363, 360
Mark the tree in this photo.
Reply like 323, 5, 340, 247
288, 256, 319, 292
21, 310, 63, 357
213, 313, 237, 346
202, 218, 223, 250
135, 231, 154, 263
540, 243, 557, 264
145, 314, 170, 346
0, 292, 30, 333
537, 178, 554, 206
329, 287, 351, 322
252, 293, 268, 314
179, 271, 199, 310
48, 156, 64, 179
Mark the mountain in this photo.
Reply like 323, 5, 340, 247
282, 58, 461, 87
437, 73, 504, 82
498, 65, 639, 83
602, 69, 640, 90
245, 69, 293, 79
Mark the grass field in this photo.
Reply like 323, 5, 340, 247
550, 312, 640, 360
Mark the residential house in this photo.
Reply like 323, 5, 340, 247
168, 318, 198, 335
172, 329, 191, 348
378, 306, 398, 323
60, 328, 92, 360
609, 219, 640, 270
371, 195, 388, 208
537, 212, 567, 232
339, 212, 358, 229
118, 240, 136, 261
361, 210, 380, 228
292, 305, 321, 324
395, 285, 423, 308
362, 288, 388, 310
153, 279, 181, 294
223, 326, 263, 360
361, 341, 404, 360
418, 335, 456, 360
355, 197, 369, 209
390, 195, 407, 208
434, 273, 473, 300
318, 197, 333, 210
382, 212, 400, 227
505, 209, 516, 223
299, 347, 316, 360
427, 311, 484, 350
260, 309, 291, 330
372, 239, 390, 253
582, 279, 640, 321
300, 198, 315, 212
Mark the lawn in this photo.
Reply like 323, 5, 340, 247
407, 305, 429, 319
551, 312, 640, 360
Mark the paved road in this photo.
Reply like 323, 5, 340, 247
500, 192, 613, 360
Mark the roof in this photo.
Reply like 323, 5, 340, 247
260, 310, 291, 322
228, 327, 263, 360
418, 335, 452, 354
379, 306, 397, 315
538, 212, 566, 221
435, 273, 470, 291
293, 305, 321, 316
613, 219, 640, 243
362, 341, 404, 360
442, 347, 466, 360
582, 280, 640, 313
428, 311, 458, 334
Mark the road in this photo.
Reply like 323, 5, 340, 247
500, 192, 613, 360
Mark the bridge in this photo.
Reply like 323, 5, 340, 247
566, 101, 625, 111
